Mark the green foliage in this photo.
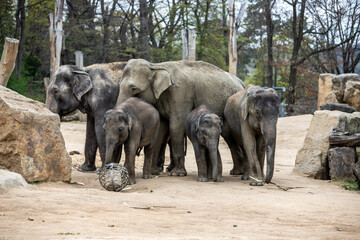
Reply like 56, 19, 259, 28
331, 179, 360, 191
0, 0, 15, 50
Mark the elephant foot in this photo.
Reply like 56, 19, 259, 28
241, 174, 250, 180
197, 176, 209, 182
77, 163, 96, 172
230, 167, 244, 175
166, 162, 175, 172
143, 174, 151, 179
151, 167, 161, 175
250, 182, 264, 186
214, 176, 224, 182
168, 167, 187, 177
127, 178, 136, 185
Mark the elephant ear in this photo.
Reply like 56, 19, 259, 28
149, 64, 174, 99
72, 71, 93, 101
127, 114, 134, 131
241, 93, 250, 120
195, 114, 204, 133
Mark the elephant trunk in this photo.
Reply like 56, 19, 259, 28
207, 140, 219, 181
45, 94, 59, 113
105, 142, 116, 165
262, 119, 277, 183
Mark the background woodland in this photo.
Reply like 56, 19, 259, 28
0, 0, 359, 114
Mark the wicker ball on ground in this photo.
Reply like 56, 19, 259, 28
99, 163, 129, 191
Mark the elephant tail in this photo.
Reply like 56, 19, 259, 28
184, 136, 187, 156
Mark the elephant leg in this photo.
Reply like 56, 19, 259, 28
94, 114, 107, 169
79, 115, 97, 172
242, 125, 263, 185
257, 135, 265, 177
151, 118, 169, 175
193, 143, 208, 182
216, 149, 224, 182
124, 144, 137, 185
143, 144, 153, 179
168, 123, 187, 177
166, 140, 175, 172
221, 127, 245, 175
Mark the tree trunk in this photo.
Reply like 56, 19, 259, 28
49, 0, 64, 81
182, 29, 188, 60
14, 0, 25, 78
265, 0, 274, 88
228, 0, 237, 76
139, 0, 150, 60
0, 38, 19, 86
188, 30, 196, 61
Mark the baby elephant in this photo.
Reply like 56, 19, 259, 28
224, 85, 280, 185
103, 97, 160, 185
185, 105, 224, 182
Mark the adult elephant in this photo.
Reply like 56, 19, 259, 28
117, 59, 245, 176
45, 62, 126, 171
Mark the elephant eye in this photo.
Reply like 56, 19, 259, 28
118, 127, 124, 132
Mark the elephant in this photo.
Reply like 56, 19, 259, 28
117, 59, 245, 177
185, 105, 223, 182
103, 97, 160, 184
224, 85, 280, 185
45, 62, 126, 171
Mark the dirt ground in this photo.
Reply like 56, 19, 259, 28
1, 114, 359, 239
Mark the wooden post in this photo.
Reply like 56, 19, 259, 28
182, 29, 188, 60
188, 29, 196, 61
75, 51, 84, 68
228, 2, 247, 76
0, 38, 19, 86
228, 0, 237, 75
49, 0, 64, 81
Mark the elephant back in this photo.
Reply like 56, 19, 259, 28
85, 62, 127, 84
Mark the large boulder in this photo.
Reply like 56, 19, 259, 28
318, 73, 360, 109
0, 169, 28, 190
0, 86, 71, 182
294, 110, 360, 179
343, 80, 360, 111
318, 74, 336, 108
328, 147, 356, 180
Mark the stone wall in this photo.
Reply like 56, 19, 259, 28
318, 73, 360, 110
0, 86, 71, 182
294, 110, 360, 180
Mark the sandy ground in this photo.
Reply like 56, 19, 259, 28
1, 114, 359, 240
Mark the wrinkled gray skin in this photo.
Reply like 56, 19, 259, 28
103, 97, 160, 185
45, 63, 125, 171
185, 105, 223, 182
117, 59, 244, 177
224, 85, 280, 185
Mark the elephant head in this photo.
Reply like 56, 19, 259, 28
45, 65, 93, 116
242, 86, 280, 183
103, 108, 133, 164
196, 113, 223, 181
117, 59, 175, 105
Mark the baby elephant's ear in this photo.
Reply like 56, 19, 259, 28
72, 71, 93, 101
127, 114, 134, 131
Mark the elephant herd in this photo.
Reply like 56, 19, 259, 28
45, 59, 280, 186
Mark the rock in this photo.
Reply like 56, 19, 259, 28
0, 86, 71, 182
318, 74, 336, 108
352, 161, 360, 187
318, 73, 360, 109
343, 81, 360, 111
294, 110, 360, 179
320, 103, 356, 113
328, 147, 356, 180
0, 169, 28, 190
